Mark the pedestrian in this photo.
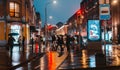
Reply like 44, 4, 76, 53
31, 37, 34, 51
118, 33, 120, 44
57, 35, 64, 57
51, 34, 56, 51
70, 35, 75, 50
66, 34, 71, 53
22, 36, 25, 51
18, 36, 22, 50
80, 35, 83, 48
8, 35, 15, 54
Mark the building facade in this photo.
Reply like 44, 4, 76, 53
81, 0, 112, 42
0, 0, 36, 44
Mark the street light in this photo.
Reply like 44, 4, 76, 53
111, 0, 120, 44
45, 0, 57, 47
49, 16, 53, 19
76, 9, 84, 48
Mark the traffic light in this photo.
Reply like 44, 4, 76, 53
77, 10, 82, 15
76, 9, 83, 24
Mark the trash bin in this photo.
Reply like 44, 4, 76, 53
95, 53, 106, 67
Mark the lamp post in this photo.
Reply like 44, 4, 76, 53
111, 0, 120, 44
79, 15, 84, 48
76, 10, 84, 48
45, 0, 56, 47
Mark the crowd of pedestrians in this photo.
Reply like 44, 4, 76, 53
38, 34, 84, 57
6, 33, 84, 57
51, 34, 84, 56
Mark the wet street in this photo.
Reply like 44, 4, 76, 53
0, 43, 68, 70
0, 43, 120, 70
58, 44, 120, 70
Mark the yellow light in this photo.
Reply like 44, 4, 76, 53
112, 0, 118, 5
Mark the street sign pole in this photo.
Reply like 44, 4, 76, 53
99, 3, 110, 55
104, 20, 107, 54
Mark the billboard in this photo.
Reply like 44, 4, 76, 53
87, 20, 101, 41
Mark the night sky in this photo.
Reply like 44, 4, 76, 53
34, 0, 82, 26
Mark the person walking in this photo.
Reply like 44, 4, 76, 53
51, 34, 57, 51
8, 35, 15, 56
22, 36, 25, 51
66, 34, 71, 53
18, 36, 22, 50
31, 37, 34, 51
57, 35, 64, 57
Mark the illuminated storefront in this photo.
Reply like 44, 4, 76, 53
10, 24, 21, 44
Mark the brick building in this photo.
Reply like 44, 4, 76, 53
0, 0, 36, 45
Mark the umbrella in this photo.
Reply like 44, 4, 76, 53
8, 33, 19, 36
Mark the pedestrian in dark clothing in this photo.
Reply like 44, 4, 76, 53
118, 33, 120, 44
31, 37, 34, 51
80, 35, 83, 48
57, 35, 64, 57
18, 36, 22, 50
52, 35, 57, 51
8, 35, 15, 51
70, 35, 75, 50
18, 36, 22, 46
22, 36, 25, 51
66, 35, 71, 53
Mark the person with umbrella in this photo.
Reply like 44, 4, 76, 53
8, 33, 19, 36
8, 35, 15, 56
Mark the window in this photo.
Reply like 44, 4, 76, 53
0, 0, 2, 4
9, 2, 20, 17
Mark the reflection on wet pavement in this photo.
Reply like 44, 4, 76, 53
0, 43, 45, 70
1, 43, 120, 70
58, 44, 120, 70
35, 46, 68, 70
58, 49, 96, 69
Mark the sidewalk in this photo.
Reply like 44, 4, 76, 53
0, 45, 45, 70
0, 43, 69, 70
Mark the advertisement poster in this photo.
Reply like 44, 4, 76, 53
87, 20, 101, 41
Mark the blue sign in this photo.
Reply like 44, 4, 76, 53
99, 4, 110, 20
87, 20, 101, 41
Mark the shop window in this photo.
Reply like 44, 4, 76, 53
9, 2, 20, 17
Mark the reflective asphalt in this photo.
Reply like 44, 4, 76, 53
58, 44, 120, 70
0, 43, 120, 70
0, 44, 45, 70
0, 42, 68, 70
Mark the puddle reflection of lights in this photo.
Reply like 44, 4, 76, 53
40, 57, 45, 70
102, 44, 112, 55
81, 50, 88, 68
12, 47, 20, 66
70, 52, 74, 65
113, 48, 120, 65
89, 55, 96, 67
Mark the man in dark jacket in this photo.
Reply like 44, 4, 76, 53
66, 35, 71, 53
8, 35, 15, 51
57, 35, 64, 57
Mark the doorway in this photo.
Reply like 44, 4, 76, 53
10, 25, 21, 44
